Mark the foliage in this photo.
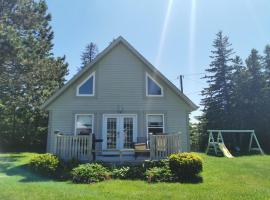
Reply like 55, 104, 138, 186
169, 153, 203, 180
79, 42, 99, 70
145, 166, 173, 183
143, 159, 169, 169
125, 165, 145, 180
200, 31, 270, 153
29, 153, 59, 177
111, 166, 130, 179
0, 0, 68, 151
189, 123, 201, 151
56, 158, 81, 180
71, 163, 110, 183
201, 31, 234, 131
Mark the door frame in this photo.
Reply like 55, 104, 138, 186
102, 114, 138, 153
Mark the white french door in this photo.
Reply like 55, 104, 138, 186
102, 114, 137, 152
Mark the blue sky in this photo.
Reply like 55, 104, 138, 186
47, 0, 270, 120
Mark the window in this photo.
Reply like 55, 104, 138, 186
76, 72, 95, 96
147, 114, 164, 135
146, 74, 163, 96
75, 114, 93, 135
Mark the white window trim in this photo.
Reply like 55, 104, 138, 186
76, 72, 95, 96
74, 114, 94, 135
146, 114, 165, 135
145, 73, 164, 97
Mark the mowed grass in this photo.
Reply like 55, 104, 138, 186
0, 153, 270, 200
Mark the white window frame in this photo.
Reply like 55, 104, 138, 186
145, 73, 164, 97
146, 114, 165, 135
76, 72, 95, 96
74, 114, 94, 135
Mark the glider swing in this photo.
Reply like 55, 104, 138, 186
206, 130, 264, 158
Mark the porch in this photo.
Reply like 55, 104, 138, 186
53, 133, 181, 162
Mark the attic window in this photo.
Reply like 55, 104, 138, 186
146, 74, 163, 96
76, 72, 95, 96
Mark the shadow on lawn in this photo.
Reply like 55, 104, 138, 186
0, 155, 52, 183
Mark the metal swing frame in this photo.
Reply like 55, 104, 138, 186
206, 130, 264, 156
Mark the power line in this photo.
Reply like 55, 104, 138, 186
181, 72, 206, 77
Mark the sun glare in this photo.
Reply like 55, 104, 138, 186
188, 0, 197, 73
155, 0, 174, 68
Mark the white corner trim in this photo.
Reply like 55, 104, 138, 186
145, 73, 164, 97
74, 114, 94, 136
76, 71, 95, 96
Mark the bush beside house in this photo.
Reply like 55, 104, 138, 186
29, 152, 203, 183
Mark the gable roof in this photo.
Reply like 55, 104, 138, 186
41, 36, 198, 111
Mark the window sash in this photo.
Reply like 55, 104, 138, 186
75, 114, 93, 135
146, 74, 163, 96
147, 114, 164, 134
76, 72, 95, 96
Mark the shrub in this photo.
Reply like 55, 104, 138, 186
111, 166, 130, 179
143, 159, 169, 170
145, 166, 173, 183
56, 158, 81, 180
71, 163, 110, 183
125, 165, 145, 180
169, 152, 203, 180
29, 153, 59, 177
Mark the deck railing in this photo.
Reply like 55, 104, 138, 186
54, 134, 92, 161
149, 133, 181, 160
53, 133, 181, 161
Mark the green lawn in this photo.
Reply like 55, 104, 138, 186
0, 153, 270, 200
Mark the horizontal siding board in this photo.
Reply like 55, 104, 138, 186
48, 43, 190, 152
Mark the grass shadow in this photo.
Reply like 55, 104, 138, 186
0, 154, 53, 183
177, 175, 203, 184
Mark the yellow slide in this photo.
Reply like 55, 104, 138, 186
218, 143, 234, 158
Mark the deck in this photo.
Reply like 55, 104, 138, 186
52, 133, 181, 162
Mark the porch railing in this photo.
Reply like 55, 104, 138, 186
54, 134, 92, 161
149, 133, 181, 160
53, 133, 180, 161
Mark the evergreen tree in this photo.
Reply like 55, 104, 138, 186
263, 45, 270, 86
262, 45, 270, 150
0, 0, 68, 151
79, 42, 98, 70
244, 49, 267, 145
201, 31, 234, 130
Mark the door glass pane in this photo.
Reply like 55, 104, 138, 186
107, 118, 117, 149
124, 117, 133, 149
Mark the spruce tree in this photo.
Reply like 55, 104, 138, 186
263, 45, 270, 86
244, 49, 265, 130
79, 42, 98, 70
230, 56, 247, 128
201, 31, 234, 130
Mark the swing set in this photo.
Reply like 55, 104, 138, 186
206, 130, 264, 158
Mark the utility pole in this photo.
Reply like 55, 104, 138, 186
178, 75, 184, 93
